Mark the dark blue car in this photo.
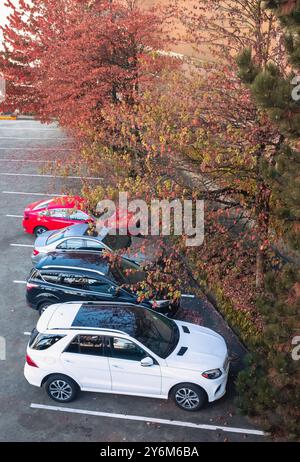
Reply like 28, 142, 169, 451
26, 251, 179, 316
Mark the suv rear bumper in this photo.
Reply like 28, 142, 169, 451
26, 294, 38, 310
24, 363, 44, 387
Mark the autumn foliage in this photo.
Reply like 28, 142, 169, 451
0, 0, 166, 129
1, 0, 300, 438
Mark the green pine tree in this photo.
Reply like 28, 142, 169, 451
236, 0, 300, 439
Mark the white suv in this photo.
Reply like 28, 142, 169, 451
24, 302, 230, 411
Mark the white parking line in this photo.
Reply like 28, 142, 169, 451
30, 403, 267, 436
0, 137, 67, 141
0, 148, 73, 151
3, 191, 65, 197
6, 214, 23, 218
13, 280, 27, 284
0, 173, 103, 180
0, 159, 56, 163
10, 244, 34, 248
24, 332, 31, 336
0, 128, 59, 131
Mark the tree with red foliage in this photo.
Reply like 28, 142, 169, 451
0, 0, 166, 130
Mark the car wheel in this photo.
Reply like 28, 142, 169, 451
171, 383, 206, 411
45, 374, 78, 403
34, 226, 48, 237
38, 302, 51, 316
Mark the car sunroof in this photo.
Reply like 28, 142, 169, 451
72, 305, 136, 335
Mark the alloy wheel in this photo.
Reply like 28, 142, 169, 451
175, 387, 200, 410
49, 380, 73, 401
36, 227, 47, 236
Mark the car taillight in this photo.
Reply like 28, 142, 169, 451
33, 249, 39, 256
27, 282, 38, 290
26, 355, 38, 368
24, 212, 30, 220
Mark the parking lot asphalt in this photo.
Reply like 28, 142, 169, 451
0, 119, 268, 442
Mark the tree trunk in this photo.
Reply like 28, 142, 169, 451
256, 244, 265, 289
255, 181, 271, 289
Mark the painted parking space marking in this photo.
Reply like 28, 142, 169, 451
3, 191, 65, 197
10, 244, 34, 248
0, 137, 67, 141
6, 214, 23, 218
0, 159, 56, 163
30, 403, 267, 437
0, 172, 103, 180
24, 332, 31, 336
0, 148, 73, 151
0, 128, 60, 130
13, 281, 27, 284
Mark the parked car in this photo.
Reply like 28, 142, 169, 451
26, 251, 179, 316
31, 223, 158, 265
24, 301, 229, 410
23, 195, 141, 237
23, 196, 94, 237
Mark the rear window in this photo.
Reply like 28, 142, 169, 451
33, 199, 52, 211
29, 332, 65, 350
29, 328, 39, 347
29, 268, 43, 281
47, 228, 69, 245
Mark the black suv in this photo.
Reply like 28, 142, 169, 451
26, 251, 179, 316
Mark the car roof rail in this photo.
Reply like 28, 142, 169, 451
49, 327, 127, 335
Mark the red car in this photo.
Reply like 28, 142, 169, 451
23, 196, 94, 236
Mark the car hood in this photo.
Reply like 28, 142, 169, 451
166, 321, 228, 371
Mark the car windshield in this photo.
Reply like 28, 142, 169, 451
134, 309, 179, 358
46, 227, 70, 245
109, 258, 146, 286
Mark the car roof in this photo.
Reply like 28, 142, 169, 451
36, 251, 111, 275
40, 302, 146, 335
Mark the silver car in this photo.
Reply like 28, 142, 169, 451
32, 223, 159, 265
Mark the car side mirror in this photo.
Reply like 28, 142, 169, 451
141, 357, 154, 367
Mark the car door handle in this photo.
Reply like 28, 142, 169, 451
111, 364, 124, 369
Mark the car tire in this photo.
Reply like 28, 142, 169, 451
34, 226, 48, 237
38, 302, 52, 316
171, 383, 207, 412
45, 374, 78, 403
